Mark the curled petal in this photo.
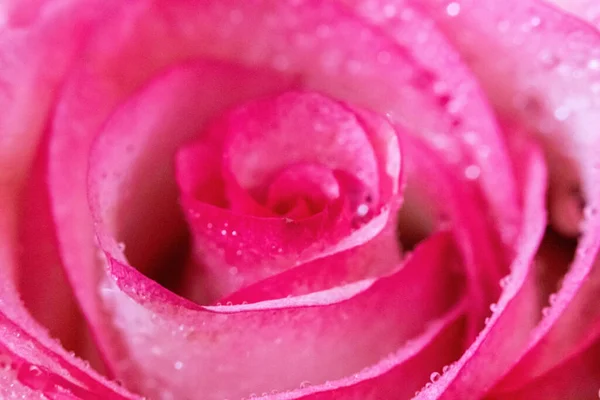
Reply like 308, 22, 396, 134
413, 143, 547, 399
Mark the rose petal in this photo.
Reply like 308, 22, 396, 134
0, 0, 117, 356
96, 230, 464, 399
415, 0, 600, 236
546, 0, 600, 28
413, 142, 547, 399
221, 222, 401, 303
492, 334, 600, 399
339, 0, 521, 247
0, 309, 138, 399
260, 301, 467, 399
175, 92, 401, 299
408, 0, 600, 395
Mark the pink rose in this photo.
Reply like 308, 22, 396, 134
1, 0, 600, 398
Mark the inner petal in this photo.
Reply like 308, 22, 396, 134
266, 162, 340, 218
175, 91, 401, 301
222, 91, 380, 205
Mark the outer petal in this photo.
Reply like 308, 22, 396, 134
95, 230, 464, 399
491, 335, 600, 400
408, 0, 600, 395
412, 142, 547, 399
414, 0, 600, 235
260, 302, 467, 400
338, 0, 520, 248
0, 309, 139, 399
0, 0, 117, 355
546, 0, 600, 28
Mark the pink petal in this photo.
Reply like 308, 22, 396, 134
260, 301, 467, 400
410, 0, 600, 394
546, 0, 600, 28
174, 92, 401, 299
339, 0, 521, 247
221, 222, 401, 303
399, 135, 513, 342
412, 143, 548, 399
0, 0, 117, 355
415, 0, 600, 236
491, 335, 600, 399
97, 230, 464, 399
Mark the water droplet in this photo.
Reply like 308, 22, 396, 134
542, 307, 551, 317
548, 293, 558, 305
446, 2, 460, 17
553, 106, 570, 121
430, 372, 441, 382
356, 204, 369, 217
299, 381, 311, 388
229, 266, 239, 275
231, 230, 237, 236
465, 165, 481, 180
529, 16, 541, 27
499, 274, 512, 288
588, 59, 600, 70
19, 364, 45, 389
207, 223, 213, 229
489, 303, 498, 312
442, 365, 450, 374
221, 229, 227, 236
174, 361, 183, 370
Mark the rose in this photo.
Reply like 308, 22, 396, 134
1, 0, 600, 398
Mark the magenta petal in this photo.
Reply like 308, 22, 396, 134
547, 0, 600, 28
0, 310, 138, 399
492, 336, 600, 400
221, 221, 401, 303
97, 231, 463, 399
176, 92, 402, 299
220, 92, 380, 203
340, 0, 521, 247
412, 144, 547, 399
407, 0, 600, 394
259, 302, 467, 399
415, 0, 600, 236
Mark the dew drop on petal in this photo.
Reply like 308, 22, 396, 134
356, 203, 369, 217
499, 274, 512, 288
446, 2, 460, 17
464, 165, 481, 180
430, 372, 441, 382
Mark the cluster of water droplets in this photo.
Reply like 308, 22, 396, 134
413, 362, 457, 397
